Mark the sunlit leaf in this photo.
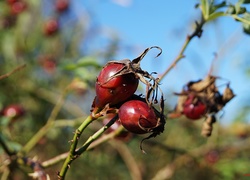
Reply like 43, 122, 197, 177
242, 13, 250, 34
207, 11, 225, 22
63, 57, 102, 70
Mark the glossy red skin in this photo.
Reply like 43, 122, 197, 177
95, 63, 139, 108
2, 104, 25, 119
119, 100, 158, 134
183, 95, 207, 120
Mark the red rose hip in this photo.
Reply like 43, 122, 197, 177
119, 100, 158, 134
183, 95, 207, 120
94, 62, 139, 108
43, 19, 59, 36
2, 104, 25, 120
55, 0, 69, 12
10, 1, 27, 15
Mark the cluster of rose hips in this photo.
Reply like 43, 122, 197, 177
91, 46, 166, 147
172, 75, 235, 137
39, 1, 70, 73
6, 0, 27, 15
43, 0, 69, 36
1, 0, 27, 28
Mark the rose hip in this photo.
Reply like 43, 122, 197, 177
94, 62, 139, 108
119, 100, 158, 134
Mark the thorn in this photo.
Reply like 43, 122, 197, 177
76, 129, 81, 135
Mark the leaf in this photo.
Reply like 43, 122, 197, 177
242, 0, 250, 4
200, 0, 209, 19
241, 12, 250, 34
226, 5, 236, 14
63, 57, 102, 70
215, 158, 250, 179
207, 11, 225, 22
210, 1, 226, 13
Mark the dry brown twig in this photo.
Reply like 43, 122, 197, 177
0, 64, 26, 80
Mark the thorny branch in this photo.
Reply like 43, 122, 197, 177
58, 114, 119, 179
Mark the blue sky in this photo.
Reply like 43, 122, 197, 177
74, 0, 250, 124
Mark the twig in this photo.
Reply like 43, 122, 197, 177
159, 18, 205, 81
34, 88, 86, 117
21, 87, 69, 154
58, 115, 94, 179
42, 125, 124, 168
0, 134, 15, 156
58, 114, 118, 179
76, 114, 119, 155
17, 157, 48, 180
42, 152, 69, 169
208, 28, 242, 75
152, 136, 250, 180
0, 64, 26, 80
110, 141, 142, 180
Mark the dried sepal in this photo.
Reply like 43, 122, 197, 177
201, 115, 216, 137
187, 76, 216, 92
172, 75, 235, 137
108, 47, 162, 104
139, 93, 166, 153
91, 103, 118, 119
222, 84, 235, 104
173, 75, 235, 116
173, 90, 188, 114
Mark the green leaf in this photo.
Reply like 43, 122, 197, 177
63, 57, 102, 70
242, 13, 250, 34
200, 0, 209, 19
200, 0, 227, 21
207, 11, 225, 22
226, 5, 236, 14
210, 1, 226, 13
215, 158, 250, 179
242, 0, 250, 4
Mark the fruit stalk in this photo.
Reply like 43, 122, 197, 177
58, 114, 119, 179
58, 115, 94, 179
42, 125, 124, 168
